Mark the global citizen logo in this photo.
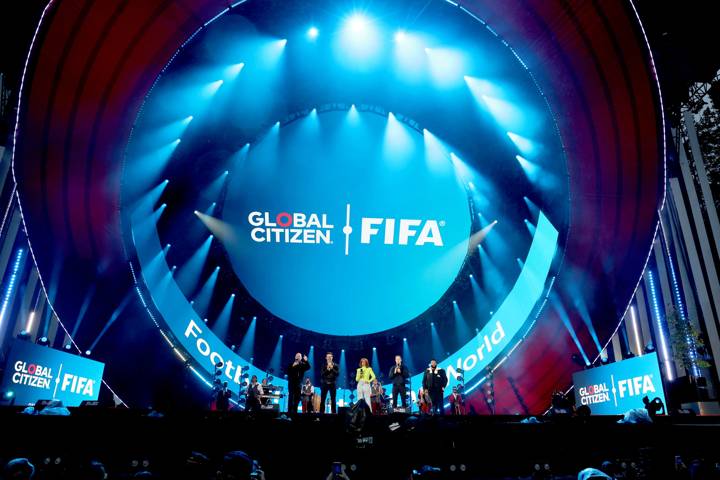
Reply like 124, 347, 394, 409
13, 361, 53, 389
247, 203, 445, 255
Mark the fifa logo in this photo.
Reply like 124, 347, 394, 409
61, 373, 96, 396
617, 375, 655, 398
360, 218, 444, 246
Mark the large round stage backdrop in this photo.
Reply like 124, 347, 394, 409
13, 0, 665, 413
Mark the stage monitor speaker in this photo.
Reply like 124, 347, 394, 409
34, 399, 54, 409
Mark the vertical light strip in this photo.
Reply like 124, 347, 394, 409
26, 311, 35, 332
0, 248, 25, 329
630, 305, 643, 355
647, 270, 673, 380
660, 219, 699, 376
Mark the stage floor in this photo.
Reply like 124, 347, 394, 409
1, 408, 719, 479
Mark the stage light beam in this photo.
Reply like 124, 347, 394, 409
452, 302, 471, 342
307, 26, 319, 40
430, 322, 446, 360
224, 62, 245, 79
212, 294, 235, 341
269, 336, 284, 390
507, 132, 538, 158
238, 316, 256, 361
192, 267, 219, 316
383, 112, 415, 164
337, 13, 381, 68
175, 235, 213, 294
88, 290, 134, 352
425, 47, 465, 87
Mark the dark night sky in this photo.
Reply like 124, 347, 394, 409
1, 1, 718, 126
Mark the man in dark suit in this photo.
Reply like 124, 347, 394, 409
422, 359, 448, 415
388, 355, 410, 410
320, 352, 340, 413
286, 352, 309, 413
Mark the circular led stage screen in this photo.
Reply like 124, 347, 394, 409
122, 0, 569, 406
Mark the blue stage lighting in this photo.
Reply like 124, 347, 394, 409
395, 30, 406, 42
383, 112, 415, 162
347, 14, 368, 33
425, 47, 465, 87
515, 155, 540, 178
337, 13, 381, 68
647, 270, 673, 380
224, 63, 244, 79
307, 26, 319, 40
202, 80, 224, 97
507, 132, 536, 158
0, 249, 25, 329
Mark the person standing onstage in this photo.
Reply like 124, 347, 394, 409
355, 358, 376, 408
320, 351, 340, 413
388, 355, 410, 410
246, 375, 263, 413
417, 387, 432, 414
286, 353, 310, 413
422, 359, 448, 415
449, 386, 465, 415
216, 381, 231, 412
301, 377, 315, 413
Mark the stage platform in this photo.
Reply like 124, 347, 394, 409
1, 408, 719, 479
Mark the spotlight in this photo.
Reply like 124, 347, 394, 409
347, 14, 368, 33
64, 344, 72, 351
85, 350, 92, 356
394, 30, 406, 42
644, 342, 656, 354
37, 337, 48, 346
307, 26, 319, 39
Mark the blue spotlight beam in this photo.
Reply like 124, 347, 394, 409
238, 316, 256, 361
307, 345, 316, 384
71, 283, 96, 337
371, 348, 381, 380
401, 339, 416, 381
268, 335, 283, 378
88, 290, 134, 352
192, 267, 219, 316
211, 293, 235, 341
551, 294, 590, 366
453, 302, 472, 340
175, 235, 213, 294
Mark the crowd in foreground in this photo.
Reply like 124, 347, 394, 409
3, 450, 720, 480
